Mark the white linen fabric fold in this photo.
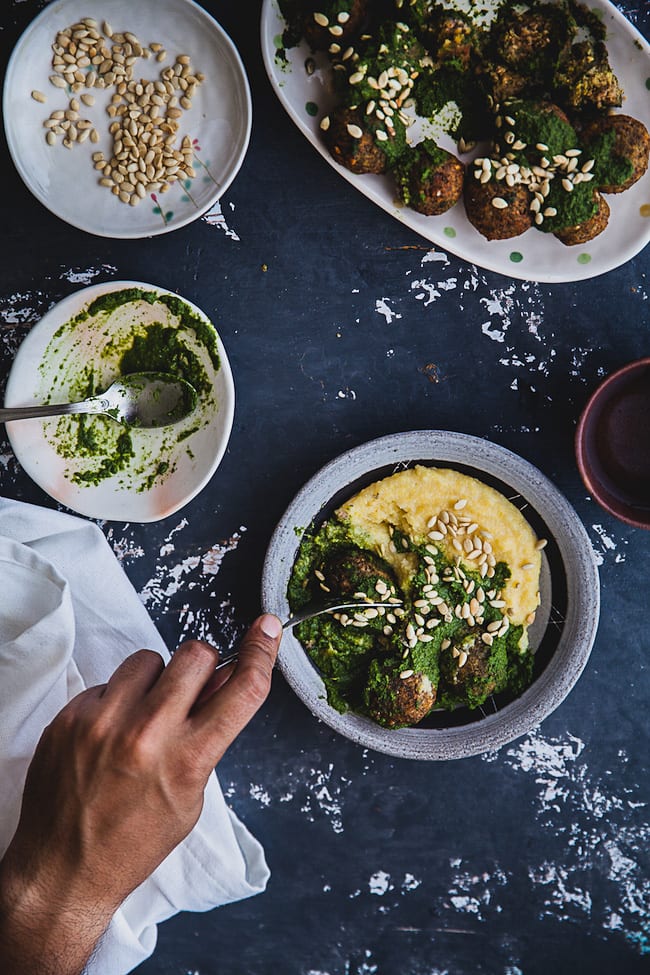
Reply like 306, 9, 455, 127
0, 496, 269, 975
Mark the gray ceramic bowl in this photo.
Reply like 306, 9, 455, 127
576, 357, 650, 530
262, 431, 600, 760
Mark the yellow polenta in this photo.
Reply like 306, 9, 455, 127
336, 465, 542, 627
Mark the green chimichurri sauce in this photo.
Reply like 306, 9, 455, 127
119, 324, 211, 395
39, 287, 222, 491
287, 515, 535, 729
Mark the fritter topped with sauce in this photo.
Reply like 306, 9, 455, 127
393, 139, 465, 215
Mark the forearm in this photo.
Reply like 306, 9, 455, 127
0, 853, 112, 975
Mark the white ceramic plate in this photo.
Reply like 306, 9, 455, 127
261, 0, 650, 282
4, 281, 235, 523
4, 0, 251, 238
262, 432, 600, 760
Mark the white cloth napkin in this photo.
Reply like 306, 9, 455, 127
0, 497, 269, 975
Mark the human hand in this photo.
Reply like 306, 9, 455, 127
0, 613, 282, 975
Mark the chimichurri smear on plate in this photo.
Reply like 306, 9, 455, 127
119, 323, 211, 395
38, 287, 222, 492
80, 287, 221, 372
287, 513, 535, 729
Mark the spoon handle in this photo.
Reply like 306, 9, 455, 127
0, 399, 104, 423
212, 600, 403, 673
282, 599, 400, 628
214, 652, 239, 671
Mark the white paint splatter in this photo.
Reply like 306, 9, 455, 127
496, 730, 650, 953
249, 784, 271, 807
139, 522, 245, 609
569, 346, 592, 378
228, 762, 352, 835
100, 519, 247, 647
527, 311, 544, 341
481, 319, 507, 342
402, 873, 421, 892
201, 200, 240, 239
421, 250, 450, 265
356, 952, 378, 975
104, 527, 145, 563
445, 863, 509, 921
529, 861, 592, 918
503, 731, 586, 812
299, 765, 349, 834
174, 596, 237, 646
375, 298, 402, 324
0, 453, 18, 472
60, 265, 117, 285
369, 870, 392, 896
490, 424, 540, 434
591, 523, 627, 566
0, 292, 42, 325
593, 524, 617, 550
449, 894, 482, 914
411, 277, 458, 305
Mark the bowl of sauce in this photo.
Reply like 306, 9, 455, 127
576, 358, 650, 529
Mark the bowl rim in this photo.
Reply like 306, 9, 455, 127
575, 356, 650, 530
261, 431, 600, 760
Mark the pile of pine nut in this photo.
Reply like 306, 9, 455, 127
31, 17, 204, 207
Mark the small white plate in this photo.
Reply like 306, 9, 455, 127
261, 0, 650, 282
3, 0, 251, 238
262, 432, 600, 760
4, 281, 235, 523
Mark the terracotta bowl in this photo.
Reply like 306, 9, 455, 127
576, 358, 650, 530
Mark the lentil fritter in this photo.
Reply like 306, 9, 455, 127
393, 139, 465, 215
553, 190, 610, 245
278, 0, 650, 244
581, 114, 650, 193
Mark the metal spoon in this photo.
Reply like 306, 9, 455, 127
0, 372, 198, 428
213, 598, 403, 671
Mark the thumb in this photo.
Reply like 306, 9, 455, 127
231, 613, 282, 695
190, 614, 282, 756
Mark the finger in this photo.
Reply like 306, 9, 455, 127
190, 614, 281, 760
145, 639, 220, 719
47, 682, 107, 725
100, 649, 166, 705
194, 660, 236, 706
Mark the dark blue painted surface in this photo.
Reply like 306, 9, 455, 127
1, 2, 650, 973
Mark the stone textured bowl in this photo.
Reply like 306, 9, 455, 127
576, 358, 650, 530
262, 431, 600, 761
